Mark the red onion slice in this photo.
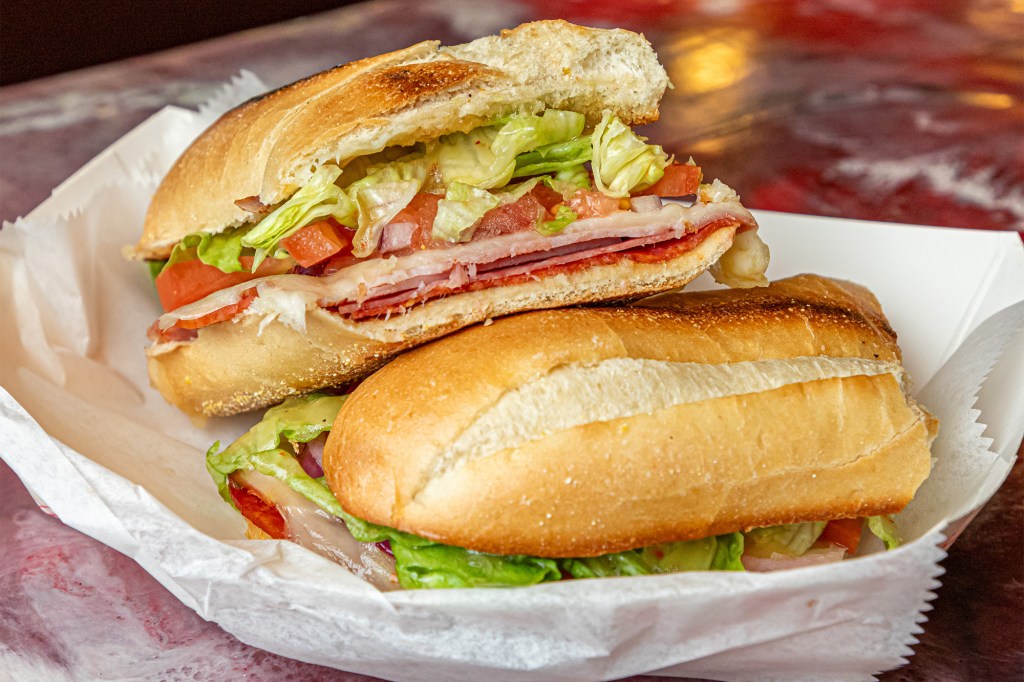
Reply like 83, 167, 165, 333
630, 195, 663, 213
380, 221, 417, 253
296, 433, 327, 478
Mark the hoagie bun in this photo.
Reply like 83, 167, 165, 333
132, 20, 769, 417
132, 21, 671, 258
324, 275, 936, 557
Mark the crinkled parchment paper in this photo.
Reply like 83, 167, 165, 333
1, 75, 1022, 682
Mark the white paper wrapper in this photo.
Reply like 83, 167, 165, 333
2, 76, 1022, 682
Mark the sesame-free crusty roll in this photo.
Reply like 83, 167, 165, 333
131, 20, 768, 417
324, 274, 936, 558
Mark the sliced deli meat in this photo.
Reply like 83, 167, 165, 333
156, 199, 759, 335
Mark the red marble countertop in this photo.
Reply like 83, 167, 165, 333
1, 1, 1021, 679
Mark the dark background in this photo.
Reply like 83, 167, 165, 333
1, 0, 362, 86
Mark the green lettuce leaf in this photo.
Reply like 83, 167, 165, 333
197, 225, 248, 273
435, 110, 585, 190
492, 110, 585, 163
166, 234, 202, 268
537, 204, 577, 235
336, 505, 559, 589
562, 533, 745, 578
743, 522, 827, 558
148, 259, 168, 280
340, 154, 430, 257
166, 225, 249, 274
235, 448, 347, 518
546, 166, 592, 192
562, 550, 651, 578
710, 532, 747, 570
434, 127, 509, 189
391, 543, 562, 589
241, 165, 357, 268
432, 181, 501, 242
495, 176, 543, 204
206, 393, 346, 504
867, 516, 902, 550
512, 136, 592, 178
591, 112, 670, 197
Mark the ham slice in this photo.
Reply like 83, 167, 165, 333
156, 200, 758, 334
347, 221, 729, 319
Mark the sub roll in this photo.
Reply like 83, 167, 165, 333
129, 20, 768, 417
207, 275, 936, 589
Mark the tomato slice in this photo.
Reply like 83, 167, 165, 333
155, 255, 290, 312
635, 163, 702, 197
566, 189, 621, 219
393, 193, 442, 250
146, 319, 198, 344
530, 184, 565, 211
819, 518, 863, 552
175, 288, 257, 330
280, 218, 351, 267
474, 193, 546, 239
228, 477, 287, 539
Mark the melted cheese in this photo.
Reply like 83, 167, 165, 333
234, 469, 398, 590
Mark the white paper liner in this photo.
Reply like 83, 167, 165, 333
1, 74, 1023, 681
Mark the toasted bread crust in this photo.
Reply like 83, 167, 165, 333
133, 21, 670, 259
147, 224, 737, 416
323, 275, 936, 557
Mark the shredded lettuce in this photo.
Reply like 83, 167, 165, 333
867, 516, 902, 550
148, 259, 168, 280
206, 393, 346, 505
432, 182, 501, 242
495, 176, 544, 204
537, 204, 577, 235
710, 533, 747, 570
241, 165, 357, 269
542, 166, 592, 193
170, 109, 677, 274
322, 500, 560, 588
239, 156, 432, 262
491, 110, 586, 170
237, 448, 347, 518
564, 533, 745, 578
391, 544, 562, 589
434, 127, 508, 189
435, 110, 585, 190
348, 158, 427, 257
591, 112, 670, 197
743, 522, 827, 558
350, 181, 421, 256
512, 136, 592, 178
167, 225, 249, 274
561, 550, 651, 578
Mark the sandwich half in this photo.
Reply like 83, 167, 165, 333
206, 275, 936, 589
130, 20, 768, 417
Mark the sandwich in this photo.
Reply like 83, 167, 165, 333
206, 275, 936, 590
128, 20, 769, 417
